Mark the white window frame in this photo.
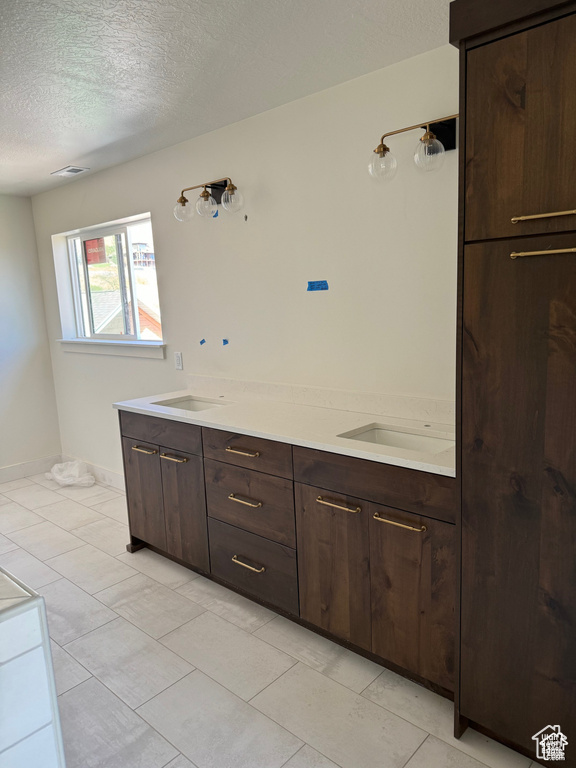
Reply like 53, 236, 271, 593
54, 213, 165, 358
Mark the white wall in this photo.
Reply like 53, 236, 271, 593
32, 44, 459, 476
0, 195, 61, 470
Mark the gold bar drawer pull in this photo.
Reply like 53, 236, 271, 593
131, 446, 158, 455
225, 446, 260, 458
317, 496, 361, 514
228, 493, 263, 508
160, 453, 188, 463
510, 247, 576, 260
373, 512, 427, 532
511, 208, 576, 224
231, 555, 265, 573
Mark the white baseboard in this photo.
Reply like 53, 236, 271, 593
0, 455, 62, 485
61, 456, 125, 492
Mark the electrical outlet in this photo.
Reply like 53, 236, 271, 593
174, 351, 183, 370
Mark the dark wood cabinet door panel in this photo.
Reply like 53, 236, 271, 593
293, 447, 456, 524
204, 459, 295, 547
202, 428, 293, 479
461, 236, 576, 751
121, 437, 166, 550
120, 411, 202, 456
160, 448, 209, 572
208, 518, 298, 615
295, 483, 371, 650
370, 504, 455, 690
465, 14, 576, 241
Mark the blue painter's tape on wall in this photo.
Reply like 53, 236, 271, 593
307, 280, 329, 291
222, 339, 229, 345
199, 339, 206, 345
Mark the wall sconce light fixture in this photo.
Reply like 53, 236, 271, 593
369, 114, 459, 181
174, 177, 244, 222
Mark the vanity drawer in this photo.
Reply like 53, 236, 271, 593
204, 460, 295, 547
120, 411, 202, 456
293, 447, 456, 524
208, 518, 299, 615
202, 428, 293, 479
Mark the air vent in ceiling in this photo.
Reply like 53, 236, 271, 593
50, 166, 90, 177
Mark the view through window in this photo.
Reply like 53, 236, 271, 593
68, 218, 162, 341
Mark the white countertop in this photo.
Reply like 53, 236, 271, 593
114, 390, 456, 477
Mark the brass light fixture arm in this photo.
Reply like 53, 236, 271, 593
378, 113, 459, 146
374, 113, 459, 155
179, 177, 233, 198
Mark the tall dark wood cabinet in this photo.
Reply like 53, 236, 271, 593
451, 1, 576, 762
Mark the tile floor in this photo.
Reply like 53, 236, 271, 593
0, 475, 537, 768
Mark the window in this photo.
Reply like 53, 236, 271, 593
67, 217, 162, 341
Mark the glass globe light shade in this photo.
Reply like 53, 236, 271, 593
221, 188, 244, 213
173, 201, 194, 222
195, 193, 217, 218
414, 134, 446, 172
368, 150, 397, 182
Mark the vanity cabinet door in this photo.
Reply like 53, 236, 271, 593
295, 483, 371, 650
122, 437, 166, 551
369, 503, 455, 690
160, 448, 209, 572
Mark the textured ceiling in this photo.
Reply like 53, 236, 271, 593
0, 0, 451, 196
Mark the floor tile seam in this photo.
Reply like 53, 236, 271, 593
248, 611, 279, 634
57, 613, 120, 647
55, 672, 94, 698
248, 662, 433, 753
188, 599, 283, 638
44, 549, 140, 591
4, 531, 85, 561
60, 674, 185, 763
2, 520, 49, 538
122, 662, 198, 710
112, 552, 202, 591
399, 733, 431, 768
96, 598, 209, 643
357, 669, 384, 696
429, 732, 512, 768
280, 742, 346, 768
356, 687, 506, 768
50, 635, 97, 689
3, 492, 77, 511
248, 625, 384, 697
157, 633, 300, 702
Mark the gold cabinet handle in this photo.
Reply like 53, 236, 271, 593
511, 208, 576, 224
510, 247, 576, 260
131, 445, 158, 455
228, 493, 263, 508
373, 512, 426, 532
225, 446, 260, 458
231, 555, 265, 573
316, 496, 361, 514
160, 453, 188, 463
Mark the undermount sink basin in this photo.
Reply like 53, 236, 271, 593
152, 396, 228, 412
338, 423, 454, 455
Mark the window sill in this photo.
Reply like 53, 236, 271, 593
58, 339, 166, 359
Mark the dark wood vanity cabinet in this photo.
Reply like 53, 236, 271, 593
452, 0, 576, 759
120, 413, 209, 572
120, 414, 457, 692
296, 483, 372, 651
294, 450, 456, 685
122, 436, 166, 551
370, 503, 455, 690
